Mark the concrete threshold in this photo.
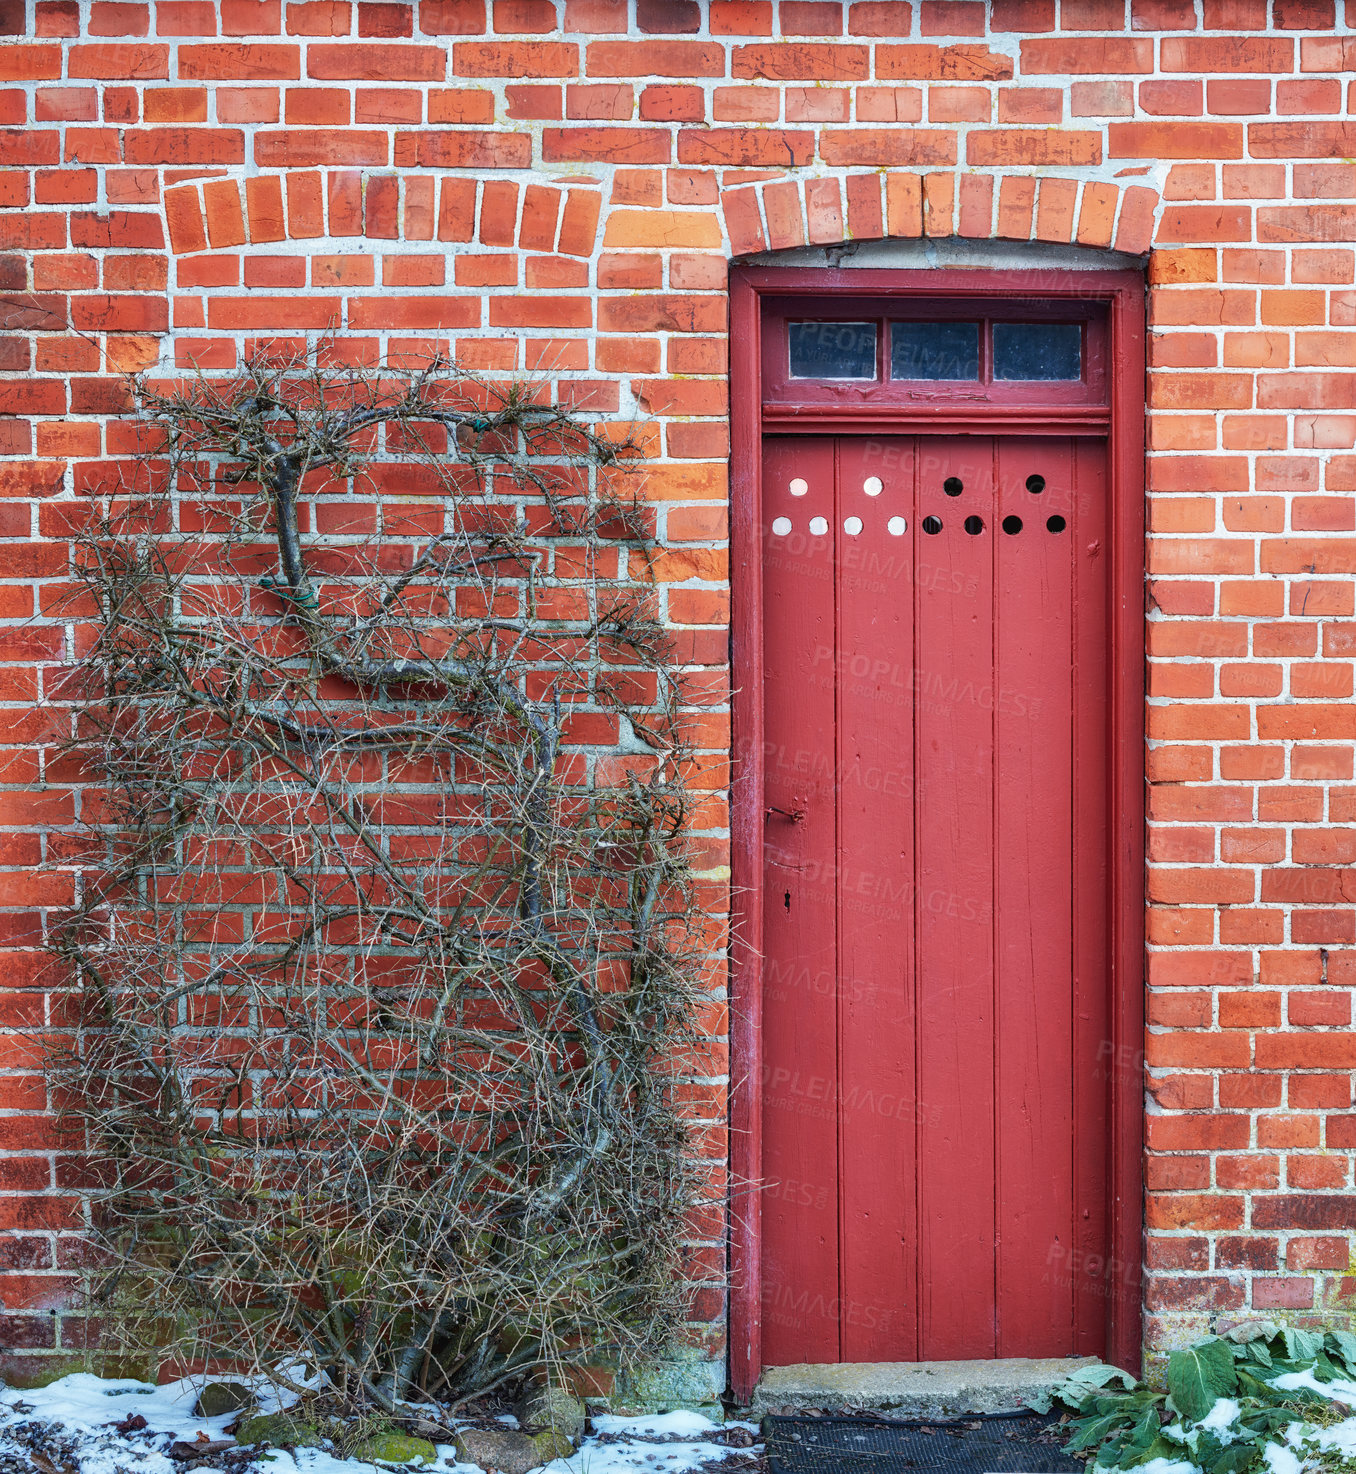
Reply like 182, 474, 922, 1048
750, 1357, 1098, 1418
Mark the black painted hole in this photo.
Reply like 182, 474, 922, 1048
922, 515, 943, 535
943, 476, 963, 496
1046, 514, 1066, 533
1002, 515, 1023, 535
964, 515, 984, 535
1026, 474, 1045, 494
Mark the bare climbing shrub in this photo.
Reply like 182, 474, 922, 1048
47, 349, 704, 1411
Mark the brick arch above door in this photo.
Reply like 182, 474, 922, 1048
719, 171, 1161, 259
162, 172, 605, 258
161, 168, 1160, 264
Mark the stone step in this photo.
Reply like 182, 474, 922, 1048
749, 1358, 1101, 1418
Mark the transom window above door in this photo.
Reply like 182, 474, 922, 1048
786, 318, 1083, 383
761, 295, 1109, 425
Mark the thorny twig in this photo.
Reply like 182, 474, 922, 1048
45, 348, 708, 1412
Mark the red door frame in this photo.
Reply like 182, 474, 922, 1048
728, 266, 1147, 1399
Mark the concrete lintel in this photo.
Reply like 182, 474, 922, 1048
750, 1357, 1099, 1418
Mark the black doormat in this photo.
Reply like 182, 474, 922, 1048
765, 1412, 1086, 1474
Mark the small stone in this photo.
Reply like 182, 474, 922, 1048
455, 1426, 569, 1474
170, 1440, 235, 1462
350, 1431, 437, 1465
516, 1381, 586, 1444
530, 1428, 575, 1463
235, 1412, 320, 1449
194, 1382, 254, 1419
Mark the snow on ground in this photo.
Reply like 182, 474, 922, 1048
0, 1373, 760, 1474
1272, 1368, 1356, 1403
1198, 1398, 1242, 1438
1136, 1458, 1199, 1474
1119, 1389, 1356, 1474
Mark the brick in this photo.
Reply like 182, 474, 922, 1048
358, 0, 410, 33
568, 82, 633, 120
418, 0, 485, 29
1035, 177, 1077, 243
876, 44, 1013, 81
179, 41, 299, 76
968, 130, 1100, 167
1071, 78, 1134, 116
592, 40, 724, 76
708, 0, 772, 31
1140, 80, 1202, 116
762, 180, 805, 250
1252, 1196, 1356, 1230
1111, 122, 1244, 161
856, 86, 923, 121
427, 87, 494, 123
0, 45, 63, 79
996, 176, 1035, 241
636, 0, 698, 28
786, 86, 849, 122
311, 43, 443, 80
544, 128, 670, 164
847, 1, 914, 33
123, 126, 245, 163
780, 0, 844, 31
1253, 123, 1356, 161
998, 88, 1062, 124
844, 173, 883, 241
820, 129, 956, 166
454, 40, 577, 75
68, 42, 169, 75
678, 129, 814, 167
1020, 37, 1153, 73
255, 128, 387, 166
713, 85, 778, 121
733, 43, 870, 79
557, 188, 602, 255
393, 131, 530, 167
1164, 36, 1294, 71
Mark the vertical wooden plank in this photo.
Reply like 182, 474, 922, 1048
836, 436, 919, 1361
727, 272, 764, 1401
1072, 437, 1114, 1356
760, 436, 840, 1366
915, 436, 998, 1359
994, 437, 1077, 1356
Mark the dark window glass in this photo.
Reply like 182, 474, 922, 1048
788, 321, 877, 379
890, 320, 980, 381
992, 321, 1082, 381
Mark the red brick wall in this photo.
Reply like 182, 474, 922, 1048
5, 0, 1356, 1384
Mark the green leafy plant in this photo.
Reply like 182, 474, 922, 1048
1040, 1328, 1356, 1474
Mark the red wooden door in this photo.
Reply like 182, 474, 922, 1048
760, 433, 1112, 1365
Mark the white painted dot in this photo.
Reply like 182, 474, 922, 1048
887, 516, 907, 536
789, 478, 809, 497
844, 516, 863, 535
863, 477, 883, 497
771, 516, 792, 536
809, 515, 828, 536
